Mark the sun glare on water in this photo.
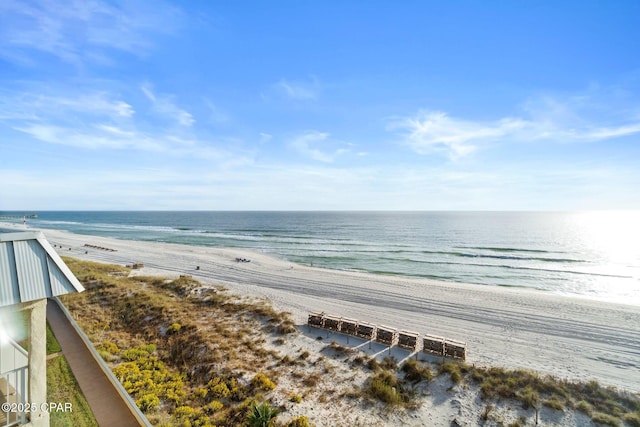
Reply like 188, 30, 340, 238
571, 211, 640, 305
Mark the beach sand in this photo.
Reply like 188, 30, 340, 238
4, 222, 639, 395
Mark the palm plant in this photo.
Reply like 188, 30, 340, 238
246, 401, 279, 427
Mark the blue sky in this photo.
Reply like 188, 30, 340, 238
1, 0, 639, 210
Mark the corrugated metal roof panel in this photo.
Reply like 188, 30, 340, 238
0, 231, 83, 308
0, 242, 20, 306
14, 240, 51, 302
48, 257, 77, 296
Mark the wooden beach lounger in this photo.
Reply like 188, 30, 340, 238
322, 315, 342, 332
355, 321, 376, 340
422, 334, 445, 356
339, 317, 358, 336
375, 325, 398, 346
444, 339, 467, 360
398, 330, 420, 351
307, 312, 325, 328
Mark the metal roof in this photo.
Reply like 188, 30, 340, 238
0, 231, 84, 307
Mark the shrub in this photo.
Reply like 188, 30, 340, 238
251, 372, 276, 391
363, 371, 413, 407
121, 345, 156, 361
380, 356, 398, 371
247, 401, 279, 427
544, 395, 564, 411
591, 412, 621, 427
98, 341, 120, 354
302, 373, 320, 388
440, 362, 463, 384
289, 393, 302, 403
366, 372, 402, 405
205, 400, 223, 414
276, 320, 297, 334
286, 415, 313, 427
520, 386, 539, 410
112, 347, 187, 409
401, 359, 433, 383
576, 400, 593, 416
174, 405, 196, 419
167, 322, 182, 334
207, 377, 231, 399
367, 358, 380, 371
194, 387, 208, 399
137, 393, 160, 412
623, 413, 640, 427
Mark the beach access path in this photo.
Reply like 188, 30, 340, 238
46, 299, 147, 427
5, 223, 637, 394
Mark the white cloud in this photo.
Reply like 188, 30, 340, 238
0, 85, 238, 162
14, 123, 162, 151
391, 96, 640, 159
141, 85, 195, 127
289, 131, 349, 162
0, 89, 134, 121
0, 0, 181, 66
389, 111, 527, 159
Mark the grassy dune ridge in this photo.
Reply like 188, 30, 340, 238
59, 258, 640, 427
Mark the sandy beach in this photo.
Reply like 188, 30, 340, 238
4, 222, 639, 394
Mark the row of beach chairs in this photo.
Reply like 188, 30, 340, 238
84, 243, 117, 252
308, 312, 466, 360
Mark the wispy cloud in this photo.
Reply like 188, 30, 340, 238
0, 0, 180, 67
0, 89, 134, 121
274, 77, 320, 100
289, 131, 349, 162
389, 111, 526, 159
14, 123, 162, 150
141, 85, 195, 127
390, 93, 640, 159
0, 84, 235, 162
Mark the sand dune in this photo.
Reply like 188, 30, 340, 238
5, 223, 639, 393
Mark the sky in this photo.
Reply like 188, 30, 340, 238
1, 0, 639, 211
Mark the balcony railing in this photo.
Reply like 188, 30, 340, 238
0, 365, 28, 426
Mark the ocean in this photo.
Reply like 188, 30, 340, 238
2, 211, 639, 306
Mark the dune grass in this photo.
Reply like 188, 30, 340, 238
58, 257, 640, 426
59, 257, 299, 427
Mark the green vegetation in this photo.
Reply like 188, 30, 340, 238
46, 322, 62, 355
470, 366, 640, 425
362, 358, 440, 408
286, 415, 313, 427
623, 412, 640, 427
364, 370, 406, 405
246, 402, 279, 427
361, 354, 640, 424
58, 257, 640, 426
439, 361, 468, 385
591, 412, 622, 426
401, 359, 433, 384
46, 356, 98, 427
45, 316, 96, 427
59, 258, 300, 426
